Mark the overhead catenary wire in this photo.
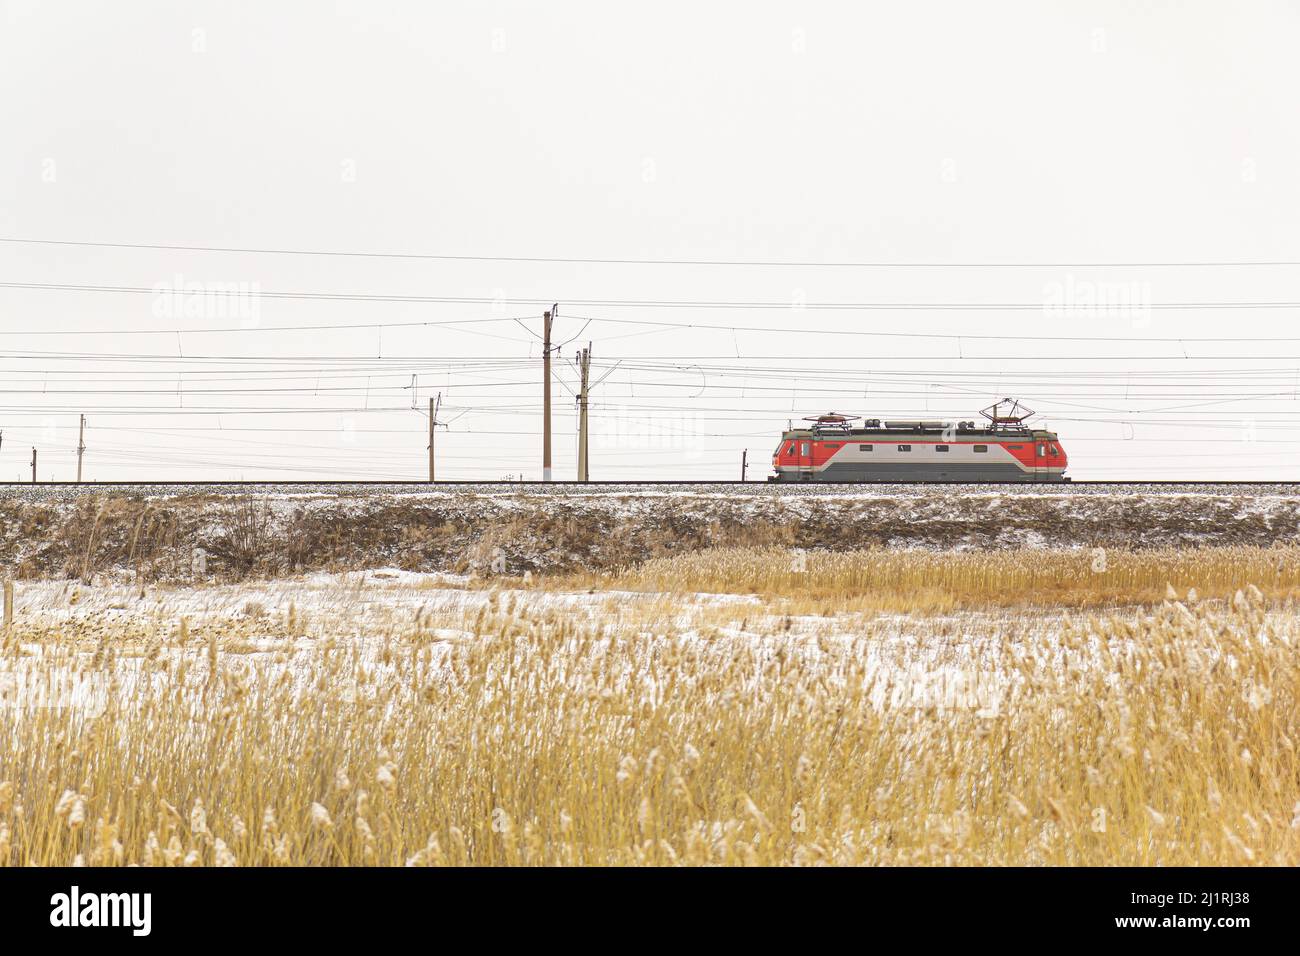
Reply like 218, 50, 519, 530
4, 235, 1300, 268
4, 253, 1300, 480
5, 282, 1300, 325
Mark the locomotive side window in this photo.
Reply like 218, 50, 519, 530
825, 443, 841, 449
1007, 444, 1023, 450
973, 445, 988, 453
936, 445, 949, 452
897, 444, 911, 452
859, 444, 873, 451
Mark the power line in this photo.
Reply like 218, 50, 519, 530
4, 282, 1300, 321
16, 349, 1300, 363
0, 302, 534, 335
4, 236, 1299, 268
566, 315, 1300, 340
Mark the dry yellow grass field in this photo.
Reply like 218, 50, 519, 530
1, 545, 1297, 866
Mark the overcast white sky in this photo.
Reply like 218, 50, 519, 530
2, 1, 1299, 481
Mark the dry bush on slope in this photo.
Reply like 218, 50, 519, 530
4, 489, 1300, 580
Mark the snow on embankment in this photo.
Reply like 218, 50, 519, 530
0, 483, 1297, 579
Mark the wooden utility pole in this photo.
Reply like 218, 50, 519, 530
542, 306, 555, 481
427, 393, 445, 481
576, 343, 591, 481
76, 414, 87, 483
30, 448, 36, 483
741, 449, 748, 481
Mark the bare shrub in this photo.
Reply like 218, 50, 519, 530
207, 498, 279, 579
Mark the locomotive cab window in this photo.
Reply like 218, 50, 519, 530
786, 442, 796, 455
1050, 445, 1059, 456
973, 445, 988, 453
800, 442, 809, 456
1038, 444, 1046, 457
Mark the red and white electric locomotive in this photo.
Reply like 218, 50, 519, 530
769, 399, 1068, 483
